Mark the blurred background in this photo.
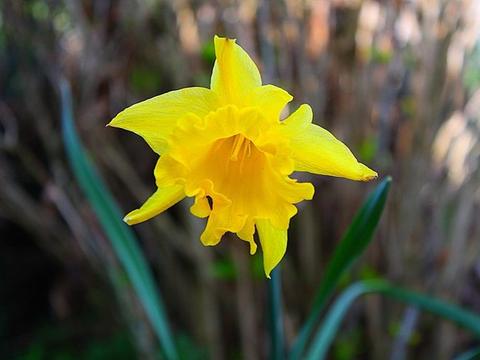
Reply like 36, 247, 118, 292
1, 0, 480, 359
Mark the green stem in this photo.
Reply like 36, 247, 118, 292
268, 267, 285, 360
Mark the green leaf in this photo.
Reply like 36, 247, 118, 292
201, 39, 216, 64
59, 80, 178, 360
209, 257, 237, 280
268, 267, 285, 360
289, 177, 392, 359
304, 280, 480, 360
454, 347, 480, 360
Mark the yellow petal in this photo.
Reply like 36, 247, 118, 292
108, 87, 218, 154
123, 185, 185, 225
280, 104, 377, 181
256, 219, 288, 278
190, 195, 211, 218
200, 207, 247, 247
156, 105, 313, 240
211, 35, 262, 105
237, 218, 257, 255
248, 85, 293, 121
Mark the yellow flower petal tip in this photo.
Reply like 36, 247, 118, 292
359, 164, 378, 181
110, 36, 379, 277
123, 209, 147, 225
123, 185, 185, 226
123, 211, 139, 225
214, 34, 236, 44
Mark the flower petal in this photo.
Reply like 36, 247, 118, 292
155, 105, 314, 237
280, 104, 378, 181
200, 206, 247, 247
123, 184, 185, 225
108, 87, 218, 154
237, 218, 257, 255
248, 85, 293, 121
190, 195, 211, 218
256, 219, 288, 278
210, 35, 262, 105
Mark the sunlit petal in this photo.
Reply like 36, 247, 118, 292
280, 104, 378, 181
123, 185, 185, 225
256, 219, 288, 278
248, 84, 293, 121
109, 87, 218, 154
211, 35, 262, 105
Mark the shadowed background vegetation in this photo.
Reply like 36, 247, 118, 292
1, 0, 480, 359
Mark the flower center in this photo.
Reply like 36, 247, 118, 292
208, 134, 261, 177
155, 105, 314, 238
230, 134, 252, 162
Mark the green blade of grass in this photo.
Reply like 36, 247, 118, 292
454, 347, 480, 360
268, 267, 285, 360
304, 279, 480, 360
289, 177, 391, 359
59, 79, 178, 360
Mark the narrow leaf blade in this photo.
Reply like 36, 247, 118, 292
305, 280, 480, 360
454, 347, 480, 360
290, 177, 392, 359
60, 80, 177, 360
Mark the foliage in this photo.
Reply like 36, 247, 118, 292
60, 80, 177, 359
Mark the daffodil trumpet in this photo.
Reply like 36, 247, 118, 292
109, 36, 377, 277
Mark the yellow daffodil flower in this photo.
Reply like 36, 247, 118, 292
109, 35, 377, 277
